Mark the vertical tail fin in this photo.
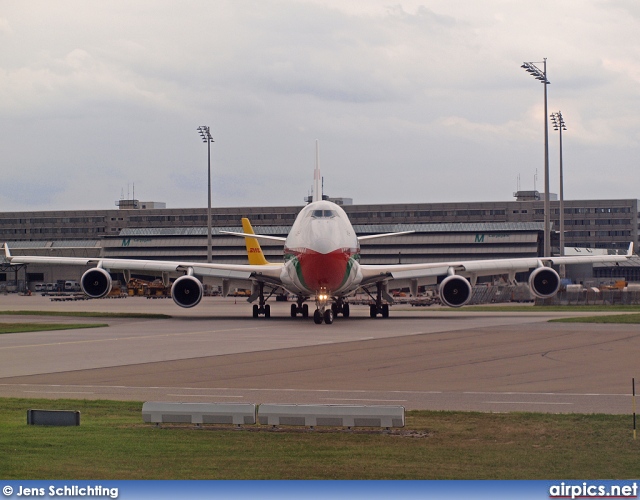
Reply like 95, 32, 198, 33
242, 218, 270, 265
312, 140, 321, 202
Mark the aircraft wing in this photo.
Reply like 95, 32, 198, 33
4, 247, 283, 282
220, 229, 416, 244
360, 243, 634, 285
357, 230, 415, 242
218, 231, 287, 242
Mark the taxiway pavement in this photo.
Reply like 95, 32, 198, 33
0, 295, 637, 413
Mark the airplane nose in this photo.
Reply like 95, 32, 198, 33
297, 248, 350, 292
312, 238, 335, 255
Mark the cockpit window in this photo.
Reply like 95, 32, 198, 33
310, 209, 337, 218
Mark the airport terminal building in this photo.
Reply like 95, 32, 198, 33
1, 192, 639, 290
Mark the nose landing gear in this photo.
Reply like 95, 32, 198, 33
314, 308, 334, 324
313, 289, 335, 325
312, 291, 351, 324
314, 289, 330, 324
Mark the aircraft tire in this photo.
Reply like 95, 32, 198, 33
343, 303, 350, 317
302, 304, 309, 317
382, 304, 390, 318
265, 304, 271, 318
369, 304, 377, 318
291, 304, 297, 317
313, 309, 323, 324
252, 304, 259, 318
324, 309, 334, 324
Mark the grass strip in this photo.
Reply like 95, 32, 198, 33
551, 313, 640, 324
1, 398, 638, 480
400, 304, 640, 323
401, 305, 640, 313
0, 323, 107, 334
0, 310, 170, 319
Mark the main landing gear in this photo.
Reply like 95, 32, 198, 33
253, 303, 270, 318
251, 283, 352, 325
366, 282, 391, 318
369, 303, 389, 318
251, 281, 276, 318
332, 299, 350, 318
290, 298, 309, 318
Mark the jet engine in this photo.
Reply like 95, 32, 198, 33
439, 275, 473, 308
80, 268, 112, 298
528, 266, 560, 299
171, 275, 203, 308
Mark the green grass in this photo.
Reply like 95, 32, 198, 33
407, 304, 640, 313
0, 310, 170, 319
0, 323, 107, 334
551, 313, 640, 324
0, 308, 171, 333
401, 305, 640, 323
1, 398, 639, 479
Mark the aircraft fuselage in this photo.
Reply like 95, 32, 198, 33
281, 200, 363, 297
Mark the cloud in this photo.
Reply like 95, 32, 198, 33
0, 0, 639, 212
0, 177, 65, 208
0, 17, 12, 36
0, 47, 178, 118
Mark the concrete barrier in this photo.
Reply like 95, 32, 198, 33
257, 404, 405, 428
27, 409, 80, 426
142, 402, 256, 425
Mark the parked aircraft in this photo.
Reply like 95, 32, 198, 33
3, 149, 635, 324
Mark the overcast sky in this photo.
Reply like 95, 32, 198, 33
1, 1, 639, 212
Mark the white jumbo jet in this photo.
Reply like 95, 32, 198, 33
3, 149, 635, 324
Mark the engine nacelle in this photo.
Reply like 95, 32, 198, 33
80, 268, 112, 298
439, 275, 473, 308
528, 266, 560, 299
171, 275, 203, 308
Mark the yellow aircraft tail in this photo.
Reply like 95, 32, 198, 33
242, 218, 270, 265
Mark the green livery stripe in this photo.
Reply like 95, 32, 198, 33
338, 255, 358, 289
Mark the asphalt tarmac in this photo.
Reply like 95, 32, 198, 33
0, 294, 638, 413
